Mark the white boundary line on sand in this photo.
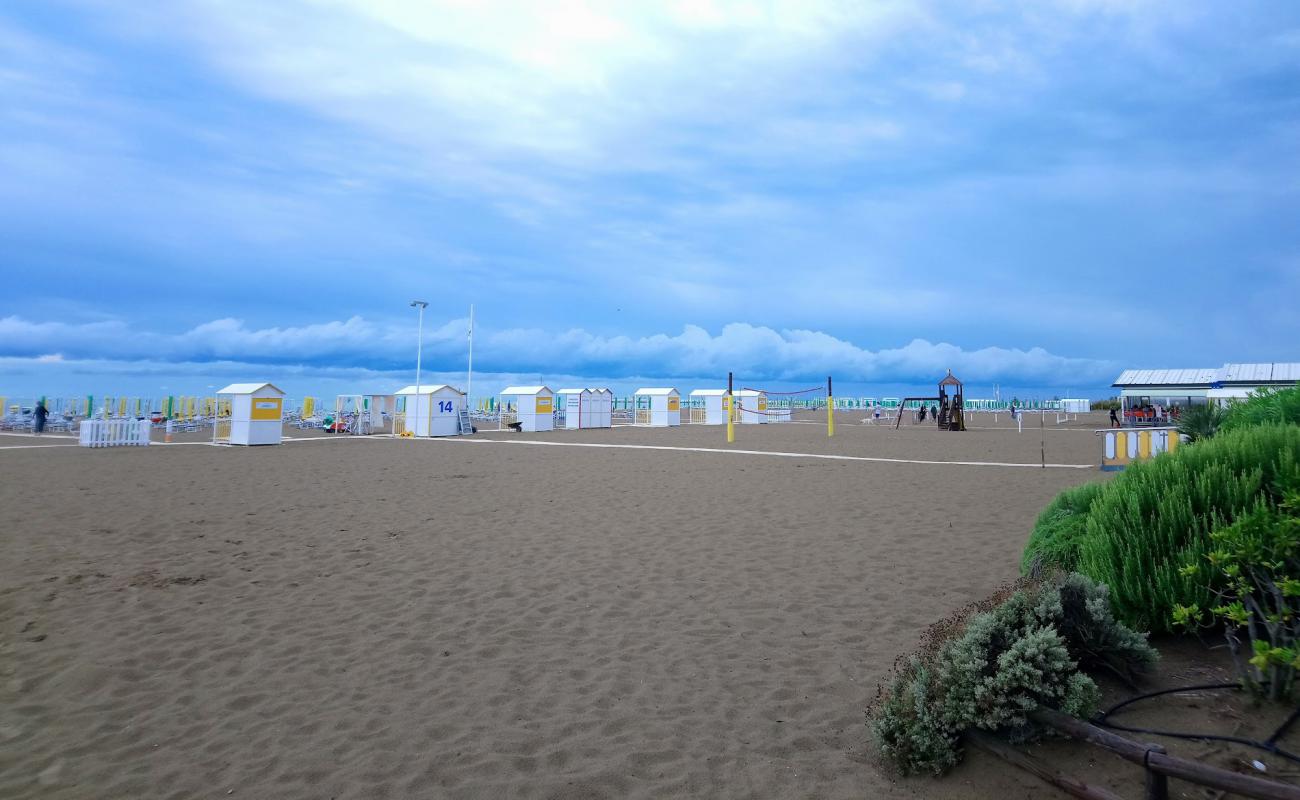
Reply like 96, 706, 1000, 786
0, 442, 80, 450
425, 436, 1093, 470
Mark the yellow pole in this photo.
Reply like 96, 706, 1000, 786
726, 372, 735, 444
827, 376, 834, 437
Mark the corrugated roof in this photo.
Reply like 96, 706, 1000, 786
690, 389, 728, 396
633, 387, 679, 396
215, 382, 283, 395
500, 385, 551, 395
1219, 363, 1273, 383
1112, 369, 1217, 387
1273, 364, 1300, 381
395, 384, 462, 395
1114, 363, 1300, 387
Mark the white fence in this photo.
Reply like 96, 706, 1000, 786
79, 418, 151, 448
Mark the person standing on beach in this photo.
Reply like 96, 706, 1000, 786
1109, 407, 1120, 428
33, 401, 48, 435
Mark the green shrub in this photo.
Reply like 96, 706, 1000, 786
1076, 424, 1300, 633
1174, 482, 1300, 701
1021, 482, 1107, 575
1221, 384, 1300, 434
1176, 403, 1227, 442
871, 573, 1155, 775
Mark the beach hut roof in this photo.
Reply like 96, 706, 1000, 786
690, 389, 729, 396
215, 382, 284, 396
633, 387, 679, 396
734, 389, 764, 397
395, 384, 463, 395
588, 387, 613, 395
501, 385, 552, 395
556, 388, 591, 395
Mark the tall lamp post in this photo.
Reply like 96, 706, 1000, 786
410, 300, 428, 390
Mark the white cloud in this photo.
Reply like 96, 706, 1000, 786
0, 314, 1114, 387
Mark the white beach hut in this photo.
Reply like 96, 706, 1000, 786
589, 388, 613, 428
633, 388, 681, 427
214, 382, 284, 446
735, 389, 768, 424
556, 388, 592, 429
395, 384, 466, 437
501, 386, 555, 432
688, 389, 729, 424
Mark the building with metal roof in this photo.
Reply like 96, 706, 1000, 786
1112, 363, 1300, 413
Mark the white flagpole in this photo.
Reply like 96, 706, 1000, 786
467, 304, 474, 401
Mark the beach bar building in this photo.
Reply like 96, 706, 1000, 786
395, 384, 466, 437
1113, 363, 1300, 422
633, 388, 681, 427
501, 386, 554, 432
735, 389, 768, 424
688, 389, 729, 424
215, 382, 284, 446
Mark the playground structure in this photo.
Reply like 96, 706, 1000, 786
894, 370, 967, 431
213, 383, 285, 446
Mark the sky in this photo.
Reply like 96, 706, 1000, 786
2, 1, 1298, 400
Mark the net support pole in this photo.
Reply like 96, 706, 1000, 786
726, 372, 735, 444
827, 376, 834, 438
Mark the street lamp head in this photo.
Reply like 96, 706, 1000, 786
410, 300, 429, 309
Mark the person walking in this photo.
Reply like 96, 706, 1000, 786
1109, 407, 1120, 428
32, 400, 48, 435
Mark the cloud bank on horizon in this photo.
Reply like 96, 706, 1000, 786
1, 1, 1297, 393
0, 314, 1115, 388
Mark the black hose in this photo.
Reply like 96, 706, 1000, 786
1090, 682, 1300, 764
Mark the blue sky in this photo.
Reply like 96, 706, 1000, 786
2, 1, 1298, 399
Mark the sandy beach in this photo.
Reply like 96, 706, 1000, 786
2, 413, 1110, 798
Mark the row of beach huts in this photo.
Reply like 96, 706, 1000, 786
202, 382, 786, 443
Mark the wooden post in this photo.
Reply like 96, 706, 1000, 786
967, 731, 1124, 800
1032, 709, 1300, 800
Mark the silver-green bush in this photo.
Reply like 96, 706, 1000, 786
870, 573, 1155, 775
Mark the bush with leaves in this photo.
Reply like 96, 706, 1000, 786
1176, 403, 1227, 443
1221, 383, 1300, 434
1071, 424, 1300, 633
871, 573, 1156, 775
1021, 482, 1106, 575
1173, 481, 1300, 701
